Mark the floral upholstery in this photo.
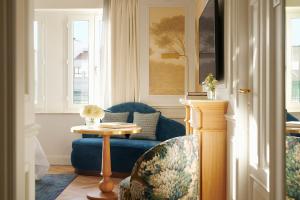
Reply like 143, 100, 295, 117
119, 135, 200, 200
286, 136, 300, 199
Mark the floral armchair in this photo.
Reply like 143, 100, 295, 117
119, 135, 200, 200
286, 136, 300, 199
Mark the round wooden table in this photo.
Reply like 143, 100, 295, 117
71, 124, 141, 200
286, 127, 300, 135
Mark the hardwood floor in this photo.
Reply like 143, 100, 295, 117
49, 166, 122, 200
48, 165, 75, 175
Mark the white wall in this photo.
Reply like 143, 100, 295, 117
36, 114, 82, 165
35, 0, 103, 9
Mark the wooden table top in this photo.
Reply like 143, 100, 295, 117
286, 127, 300, 135
71, 124, 142, 136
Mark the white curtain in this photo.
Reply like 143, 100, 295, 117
99, 0, 139, 107
96, 0, 112, 109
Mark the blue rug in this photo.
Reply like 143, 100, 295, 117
35, 174, 77, 200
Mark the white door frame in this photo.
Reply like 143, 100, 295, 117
0, 0, 286, 199
0, 0, 30, 199
0, 0, 20, 199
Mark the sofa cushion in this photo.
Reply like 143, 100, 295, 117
102, 112, 130, 138
130, 112, 160, 140
102, 111, 129, 123
71, 138, 160, 173
107, 102, 157, 123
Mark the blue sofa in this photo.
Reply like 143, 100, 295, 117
71, 102, 185, 174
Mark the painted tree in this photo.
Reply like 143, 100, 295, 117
150, 15, 185, 55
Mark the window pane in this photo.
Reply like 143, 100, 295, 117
73, 21, 89, 104
289, 19, 300, 102
291, 46, 300, 101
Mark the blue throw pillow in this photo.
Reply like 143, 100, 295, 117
130, 112, 160, 140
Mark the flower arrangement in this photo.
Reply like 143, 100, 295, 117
80, 105, 105, 126
202, 73, 218, 100
203, 73, 218, 92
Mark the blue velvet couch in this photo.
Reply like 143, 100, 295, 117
71, 102, 185, 175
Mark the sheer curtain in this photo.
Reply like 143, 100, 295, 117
98, 0, 139, 107
96, 0, 112, 109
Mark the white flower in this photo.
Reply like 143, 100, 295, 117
80, 105, 105, 119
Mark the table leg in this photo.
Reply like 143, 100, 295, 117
87, 135, 117, 200
99, 135, 114, 192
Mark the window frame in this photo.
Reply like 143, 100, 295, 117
67, 15, 96, 112
286, 7, 300, 112
33, 10, 103, 113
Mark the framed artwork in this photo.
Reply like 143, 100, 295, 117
139, 0, 195, 107
149, 7, 185, 95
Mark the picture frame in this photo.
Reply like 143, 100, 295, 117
139, 0, 195, 107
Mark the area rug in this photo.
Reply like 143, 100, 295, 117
35, 174, 77, 200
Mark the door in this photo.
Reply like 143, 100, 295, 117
241, 0, 285, 199
224, 0, 284, 199
246, 0, 270, 199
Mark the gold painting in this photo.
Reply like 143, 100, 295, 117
149, 7, 186, 95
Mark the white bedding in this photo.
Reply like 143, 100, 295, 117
34, 136, 50, 180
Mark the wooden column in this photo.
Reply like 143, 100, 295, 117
181, 99, 228, 200
184, 105, 191, 135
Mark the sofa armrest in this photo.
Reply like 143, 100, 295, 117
156, 116, 185, 141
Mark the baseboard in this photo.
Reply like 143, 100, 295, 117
47, 155, 71, 165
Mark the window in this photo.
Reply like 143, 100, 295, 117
68, 15, 102, 110
33, 10, 102, 113
286, 8, 300, 112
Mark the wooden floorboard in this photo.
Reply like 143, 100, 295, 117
48, 166, 122, 200
48, 165, 75, 174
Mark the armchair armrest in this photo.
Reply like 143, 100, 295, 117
129, 135, 200, 200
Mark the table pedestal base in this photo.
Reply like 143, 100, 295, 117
87, 191, 118, 200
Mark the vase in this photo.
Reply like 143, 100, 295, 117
85, 117, 99, 127
207, 90, 216, 100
